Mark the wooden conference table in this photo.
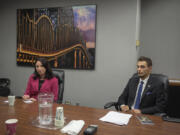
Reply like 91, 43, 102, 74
0, 97, 179, 135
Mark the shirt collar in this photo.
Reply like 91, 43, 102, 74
139, 75, 150, 84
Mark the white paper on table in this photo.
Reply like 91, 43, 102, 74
4, 100, 9, 103
99, 111, 132, 125
23, 100, 33, 104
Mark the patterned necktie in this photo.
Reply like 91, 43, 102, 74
134, 81, 144, 109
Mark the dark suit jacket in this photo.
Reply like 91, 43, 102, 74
118, 74, 167, 114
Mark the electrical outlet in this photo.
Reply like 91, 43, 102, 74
76, 102, 80, 106
65, 100, 71, 105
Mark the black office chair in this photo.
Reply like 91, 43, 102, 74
104, 73, 169, 112
0, 78, 11, 97
53, 69, 65, 104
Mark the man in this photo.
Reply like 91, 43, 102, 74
118, 56, 166, 114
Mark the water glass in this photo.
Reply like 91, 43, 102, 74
8, 96, 15, 106
38, 93, 54, 125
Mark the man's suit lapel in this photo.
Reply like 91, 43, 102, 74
141, 74, 153, 100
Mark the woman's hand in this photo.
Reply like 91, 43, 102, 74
22, 95, 30, 100
23, 95, 36, 102
29, 98, 37, 101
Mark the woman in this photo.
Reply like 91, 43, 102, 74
22, 57, 58, 102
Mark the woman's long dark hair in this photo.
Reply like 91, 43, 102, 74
33, 57, 54, 80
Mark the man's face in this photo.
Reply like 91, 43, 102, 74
137, 61, 152, 79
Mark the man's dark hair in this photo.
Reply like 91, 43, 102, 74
33, 57, 54, 80
138, 56, 152, 67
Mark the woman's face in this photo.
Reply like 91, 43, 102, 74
35, 61, 46, 78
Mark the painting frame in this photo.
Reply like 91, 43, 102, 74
16, 5, 96, 70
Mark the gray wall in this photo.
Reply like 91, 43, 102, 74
0, 0, 138, 108
140, 0, 180, 78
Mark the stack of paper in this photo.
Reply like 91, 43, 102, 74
99, 111, 132, 125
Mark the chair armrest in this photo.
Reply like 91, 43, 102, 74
104, 102, 117, 109
0, 78, 10, 88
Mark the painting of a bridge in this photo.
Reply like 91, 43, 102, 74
17, 5, 96, 69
